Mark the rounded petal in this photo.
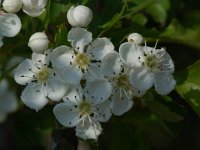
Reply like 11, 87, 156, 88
46, 78, 68, 101
154, 72, 176, 95
87, 38, 114, 61
119, 42, 143, 67
2, 0, 22, 13
14, 59, 38, 85
63, 85, 83, 104
110, 89, 133, 116
31, 51, 50, 68
102, 51, 122, 77
21, 82, 48, 111
129, 67, 154, 90
67, 27, 92, 53
53, 102, 80, 127
84, 64, 104, 82
0, 13, 21, 37
84, 78, 113, 103
51, 45, 73, 69
94, 100, 112, 122
75, 117, 102, 140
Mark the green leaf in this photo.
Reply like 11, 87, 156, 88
55, 24, 69, 46
175, 60, 200, 117
132, 14, 148, 25
144, 92, 183, 122
146, 0, 170, 24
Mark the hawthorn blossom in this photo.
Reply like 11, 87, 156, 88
0, 79, 17, 123
2, 0, 22, 13
101, 52, 146, 115
53, 85, 112, 140
51, 27, 114, 85
119, 42, 176, 95
14, 50, 68, 111
22, 0, 47, 17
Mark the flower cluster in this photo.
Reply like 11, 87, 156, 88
13, 5, 176, 140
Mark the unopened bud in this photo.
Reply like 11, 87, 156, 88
67, 5, 93, 27
127, 33, 143, 45
28, 32, 49, 53
3, 0, 22, 13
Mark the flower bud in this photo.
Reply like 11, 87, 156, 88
28, 32, 49, 53
127, 33, 143, 45
67, 5, 93, 27
2, 0, 22, 13
22, 0, 47, 17
0, 12, 21, 37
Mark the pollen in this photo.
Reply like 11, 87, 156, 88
36, 67, 50, 82
116, 74, 129, 88
75, 53, 91, 70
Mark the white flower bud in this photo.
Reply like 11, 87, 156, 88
0, 12, 21, 37
2, 0, 22, 13
127, 33, 143, 45
28, 32, 49, 53
22, 0, 47, 17
67, 5, 93, 27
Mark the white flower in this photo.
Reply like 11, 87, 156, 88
0, 79, 18, 123
119, 42, 176, 95
14, 50, 68, 111
127, 33, 143, 45
101, 52, 146, 116
51, 27, 114, 85
22, 0, 47, 17
3, 0, 22, 13
28, 32, 49, 53
0, 12, 21, 37
67, 5, 93, 27
53, 85, 112, 140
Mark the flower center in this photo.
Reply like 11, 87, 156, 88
145, 55, 158, 70
78, 100, 92, 116
116, 74, 129, 88
75, 53, 91, 70
36, 67, 50, 82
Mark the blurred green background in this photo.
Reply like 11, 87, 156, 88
1, 0, 200, 149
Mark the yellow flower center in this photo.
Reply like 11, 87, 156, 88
78, 100, 92, 116
115, 74, 129, 88
75, 53, 91, 70
36, 67, 50, 82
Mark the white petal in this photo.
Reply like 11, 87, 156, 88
21, 82, 48, 111
102, 51, 122, 77
110, 89, 133, 116
84, 78, 113, 103
75, 117, 102, 140
68, 27, 92, 53
51, 46, 83, 84
53, 102, 80, 127
87, 38, 114, 61
129, 67, 154, 90
63, 85, 83, 104
51, 45, 74, 69
119, 42, 143, 67
46, 78, 68, 101
31, 51, 50, 68
84, 64, 104, 82
0, 13, 21, 37
94, 100, 112, 122
154, 72, 176, 95
14, 59, 38, 85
